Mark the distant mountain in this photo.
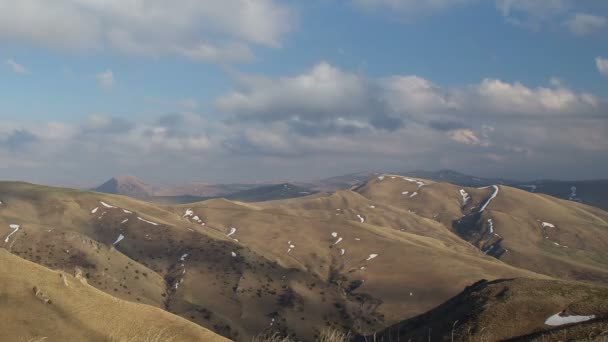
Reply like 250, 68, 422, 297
310, 171, 382, 191
225, 183, 317, 202
406, 169, 511, 187
156, 183, 260, 198
93, 175, 154, 199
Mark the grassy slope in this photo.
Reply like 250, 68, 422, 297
354, 176, 608, 284
0, 249, 227, 342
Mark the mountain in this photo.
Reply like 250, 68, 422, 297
406, 169, 608, 210
94, 175, 154, 199
2, 175, 607, 341
355, 175, 608, 283
0, 249, 226, 341
362, 278, 608, 341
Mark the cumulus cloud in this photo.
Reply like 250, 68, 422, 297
218, 62, 602, 132
597, 57, 608, 78
5, 59, 29, 74
565, 13, 607, 35
0, 0, 292, 63
96, 69, 115, 89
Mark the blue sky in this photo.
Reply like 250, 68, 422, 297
0, 0, 607, 186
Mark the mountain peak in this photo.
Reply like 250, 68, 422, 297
94, 175, 153, 199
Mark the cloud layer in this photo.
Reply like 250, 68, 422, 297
2, 62, 606, 184
0, 0, 293, 62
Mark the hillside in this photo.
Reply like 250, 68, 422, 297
363, 278, 608, 341
406, 169, 608, 210
354, 175, 608, 284
0, 248, 226, 342
1, 177, 607, 340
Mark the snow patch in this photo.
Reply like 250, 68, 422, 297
545, 313, 595, 326
122, 209, 132, 214
334, 237, 343, 245
112, 234, 124, 246
402, 191, 409, 195
542, 222, 556, 228
100, 201, 116, 208
184, 209, 193, 217
487, 219, 494, 234
120, 219, 129, 224
356, 214, 365, 223
340, 249, 346, 256
5, 224, 20, 243
479, 185, 499, 212
137, 217, 159, 225
331, 232, 338, 238
377, 176, 385, 181
231, 251, 237, 258
409, 192, 418, 198
91, 207, 99, 214
366, 254, 378, 261
404, 178, 426, 187
227, 227, 237, 237
459, 189, 470, 205
180, 254, 189, 262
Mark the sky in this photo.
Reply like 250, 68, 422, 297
0, 0, 607, 186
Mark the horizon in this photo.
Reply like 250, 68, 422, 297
1, 1, 607, 186
2, 167, 608, 191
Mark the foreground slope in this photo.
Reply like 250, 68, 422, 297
0, 249, 226, 342
363, 278, 608, 341
355, 175, 608, 284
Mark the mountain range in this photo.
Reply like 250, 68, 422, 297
1, 171, 607, 340
93, 170, 608, 210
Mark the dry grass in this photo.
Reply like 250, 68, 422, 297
252, 328, 352, 342
318, 328, 352, 342
252, 332, 295, 342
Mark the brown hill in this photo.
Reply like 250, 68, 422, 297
2, 177, 608, 341
354, 175, 608, 284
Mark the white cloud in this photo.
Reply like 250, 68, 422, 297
5, 59, 29, 74
217, 62, 372, 120
218, 62, 601, 129
0, 0, 292, 63
472, 78, 598, 114
96, 69, 115, 89
596, 57, 608, 78
564, 13, 607, 35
